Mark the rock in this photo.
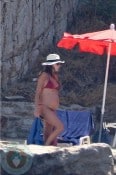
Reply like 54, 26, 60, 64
1, 101, 34, 139
112, 149, 116, 175
0, 143, 114, 175
1, 0, 79, 90
4, 96, 25, 101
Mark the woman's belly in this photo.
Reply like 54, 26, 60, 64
42, 89, 59, 110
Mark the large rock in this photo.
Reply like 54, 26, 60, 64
0, 143, 114, 175
1, 101, 34, 139
1, 0, 79, 90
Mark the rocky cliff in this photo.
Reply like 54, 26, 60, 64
1, 0, 79, 90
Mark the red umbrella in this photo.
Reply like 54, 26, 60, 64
57, 24, 116, 142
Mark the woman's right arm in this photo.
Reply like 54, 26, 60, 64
34, 72, 48, 117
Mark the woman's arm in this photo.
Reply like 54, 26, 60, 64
34, 72, 48, 117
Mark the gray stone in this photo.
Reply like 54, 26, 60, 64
0, 143, 114, 175
1, 0, 79, 90
5, 96, 25, 100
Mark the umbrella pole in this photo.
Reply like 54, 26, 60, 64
98, 42, 112, 142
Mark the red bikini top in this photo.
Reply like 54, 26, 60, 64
44, 76, 60, 90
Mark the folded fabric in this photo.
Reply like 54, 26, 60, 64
56, 109, 68, 137
27, 117, 44, 145
57, 110, 94, 145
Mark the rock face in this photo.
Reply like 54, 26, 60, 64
0, 143, 114, 175
1, 0, 79, 90
1, 101, 34, 139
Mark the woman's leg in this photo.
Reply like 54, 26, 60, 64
44, 121, 53, 144
44, 121, 57, 146
44, 120, 57, 146
43, 107, 64, 146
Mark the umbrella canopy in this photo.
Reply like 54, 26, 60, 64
57, 24, 116, 142
57, 24, 116, 55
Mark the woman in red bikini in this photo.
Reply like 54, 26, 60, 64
34, 54, 65, 146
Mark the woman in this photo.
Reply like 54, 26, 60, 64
34, 53, 65, 146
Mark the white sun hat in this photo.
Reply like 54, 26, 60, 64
42, 54, 65, 65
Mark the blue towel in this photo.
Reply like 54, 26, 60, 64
57, 110, 94, 145
56, 109, 68, 137
27, 117, 44, 145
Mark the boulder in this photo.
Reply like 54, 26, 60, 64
0, 142, 114, 175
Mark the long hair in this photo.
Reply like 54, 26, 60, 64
43, 65, 53, 76
38, 65, 53, 78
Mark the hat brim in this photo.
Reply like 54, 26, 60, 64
42, 60, 65, 66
